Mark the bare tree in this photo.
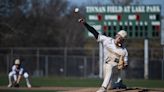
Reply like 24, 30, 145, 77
110, 0, 142, 5
0, 0, 85, 47
60, 7, 85, 47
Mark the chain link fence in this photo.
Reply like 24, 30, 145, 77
0, 47, 163, 79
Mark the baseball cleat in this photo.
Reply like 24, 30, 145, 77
7, 83, 12, 88
27, 84, 32, 88
96, 86, 107, 92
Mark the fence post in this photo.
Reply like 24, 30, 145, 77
162, 46, 164, 80
10, 48, 13, 67
92, 48, 95, 76
84, 57, 87, 77
36, 48, 40, 76
6, 55, 10, 74
64, 47, 67, 77
99, 42, 103, 79
144, 39, 149, 79
45, 56, 48, 77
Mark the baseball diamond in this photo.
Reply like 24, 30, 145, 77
0, 1, 164, 92
0, 86, 164, 92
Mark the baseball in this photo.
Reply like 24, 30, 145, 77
74, 8, 79, 13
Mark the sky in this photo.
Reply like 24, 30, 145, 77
143, 0, 164, 15
68, 0, 164, 15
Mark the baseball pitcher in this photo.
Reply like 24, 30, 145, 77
78, 18, 128, 92
7, 59, 32, 88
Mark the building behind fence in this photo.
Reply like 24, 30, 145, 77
0, 47, 163, 79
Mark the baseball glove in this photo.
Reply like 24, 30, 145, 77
117, 56, 125, 70
13, 82, 19, 88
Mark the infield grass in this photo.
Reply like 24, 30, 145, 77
0, 89, 58, 92
0, 75, 164, 88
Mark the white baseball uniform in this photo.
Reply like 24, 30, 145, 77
8, 65, 31, 87
97, 34, 128, 88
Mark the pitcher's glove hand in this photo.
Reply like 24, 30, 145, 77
117, 56, 127, 70
117, 63, 124, 70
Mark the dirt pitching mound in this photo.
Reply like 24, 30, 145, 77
0, 86, 164, 92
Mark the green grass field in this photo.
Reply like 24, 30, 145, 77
0, 89, 57, 92
1, 75, 164, 88
0, 75, 164, 92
